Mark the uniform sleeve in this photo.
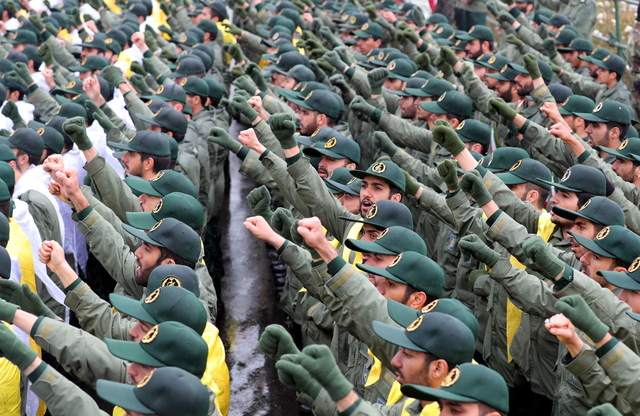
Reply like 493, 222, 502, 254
390, 149, 443, 191
559, 70, 605, 100
582, 154, 640, 208
378, 113, 434, 154
261, 151, 311, 217
446, 189, 487, 239
598, 340, 640, 414
26, 87, 61, 118
483, 169, 541, 233
607, 187, 640, 236
45, 35, 80, 68
175, 142, 201, 190
123, 90, 154, 131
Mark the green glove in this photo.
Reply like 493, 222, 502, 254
45, 21, 59, 37
232, 4, 248, 19
439, 46, 459, 67
487, 97, 518, 121
297, 344, 354, 401
498, 12, 516, 26
349, 96, 381, 122
101, 65, 127, 86
368, 68, 389, 95
130, 74, 151, 95
329, 74, 352, 95
309, 60, 327, 82
395, 30, 408, 45
222, 22, 243, 36
37, 44, 54, 67
586, 404, 623, 416
402, 169, 421, 197
232, 75, 259, 95
247, 63, 268, 92
397, 22, 410, 31
130, 61, 148, 77
301, 29, 320, 42
555, 295, 609, 343
230, 93, 259, 121
365, 4, 378, 19
85, 100, 115, 132
29, 14, 45, 31
322, 51, 348, 73
412, 7, 425, 27
373, 131, 398, 157
230, 65, 245, 79
0, 300, 18, 323
459, 170, 492, 206
258, 324, 300, 360
316, 58, 334, 72
436, 59, 453, 78
224, 43, 246, 63
523, 53, 541, 79
11, 62, 34, 87
271, 208, 294, 240
537, 24, 548, 40
269, 113, 298, 149
246, 185, 273, 221
432, 120, 465, 156
416, 52, 431, 71
403, 28, 419, 44
550, 62, 563, 74
207, 127, 242, 153
159, 1, 171, 16
319, 26, 341, 47
144, 30, 159, 53
306, 39, 329, 56
63, 116, 92, 150
459, 61, 480, 85
437, 159, 459, 191
542, 38, 558, 59
158, 25, 174, 37
4, 0, 19, 16
276, 354, 322, 399
458, 234, 499, 267
0, 323, 37, 371
335, 47, 354, 67
520, 236, 566, 278
70, 7, 82, 27
2, 100, 23, 126
504, 34, 523, 48
0, 280, 60, 322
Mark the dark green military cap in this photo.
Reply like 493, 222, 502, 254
303, 133, 360, 164
123, 218, 202, 264
0, 144, 17, 162
197, 18, 219, 36
402, 363, 509, 413
386, 77, 429, 97
539, 165, 606, 195
533, 8, 553, 24
509, 59, 553, 83
569, 225, 640, 265
284, 64, 316, 82
404, 78, 454, 98
257, 17, 295, 37
430, 23, 455, 41
9, 128, 44, 158
147, 264, 200, 296
358, 251, 443, 295
108, 131, 171, 157
450, 38, 468, 51
106, 321, 207, 376
387, 298, 479, 338
110, 286, 206, 334
167, 58, 206, 78
5, 30, 37, 44
558, 95, 595, 116
0, 178, 10, 202
142, 83, 187, 104
426, 13, 447, 24
554, 27, 578, 45
289, 90, 344, 120
262, 30, 294, 48
386, 59, 415, 82
454, 119, 490, 146
323, 167, 361, 195
104, 38, 122, 55
485, 147, 530, 172
350, 160, 406, 191
353, 22, 384, 39
420, 91, 472, 119
263, 51, 309, 77
68, 55, 110, 72
0, 213, 8, 246
207, 0, 229, 21
79, 35, 107, 51
296, 126, 338, 147
485, 64, 519, 82
341, 200, 413, 230
136, 107, 188, 136
126, 192, 204, 230
125, 170, 198, 199
52, 79, 84, 96
552, 196, 625, 226
346, 226, 427, 256
187, 27, 205, 44
261, 42, 298, 61
35, 125, 64, 154
496, 158, 553, 190
597, 137, 640, 161
97, 367, 210, 416
202, 78, 224, 101
373, 312, 475, 364
557, 37, 594, 53
179, 76, 209, 98
592, 53, 627, 75
579, 47, 610, 63
473, 54, 509, 71
339, 12, 368, 29
599, 256, 640, 292
457, 25, 493, 42
575, 100, 631, 125
278, 81, 330, 102
0, 244, 8, 278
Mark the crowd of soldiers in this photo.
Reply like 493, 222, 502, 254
0, 0, 639, 414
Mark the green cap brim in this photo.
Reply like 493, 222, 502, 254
401, 384, 478, 404
558, 106, 572, 115
573, 111, 609, 123
125, 176, 162, 197
108, 140, 137, 152
403, 87, 429, 97
597, 270, 640, 291
122, 223, 164, 247
97, 379, 155, 414
135, 114, 161, 127
372, 320, 427, 351
126, 211, 160, 230
626, 311, 640, 321
344, 238, 396, 255
353, 31, 373, 38
109, 293, 158, 325
357, 263, 409, 287
387, 299, 419, 327
302, 147, 346, 159
419, 101, 447, 114
105, 338, 167, 368
595, 145, 633, 160
536, 178, 582, 193
567, 231, 616, 258
495, 172, 526, 186
323, 178, 359, 196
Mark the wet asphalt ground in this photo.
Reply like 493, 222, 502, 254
217, 121, 301, 416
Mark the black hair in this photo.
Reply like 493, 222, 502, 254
157, 246, 197, 270
161, 127, 186, 143
524, 182, 550, 209
139, 152, 173, 173
0, 200, 10, 218
8, 88, 24, 101
388, 184, 405, 203
424, 352, 455, 377
576, 191, 599, 206
16, 149, 40, 167
606, 121, 630, 140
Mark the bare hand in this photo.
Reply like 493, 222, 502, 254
243, 216, 284, 248
296, 217, 326, 250
540, 102, 564, 125
38, 240, 66, 272
131, 32, 148, 53
82, 75, 105, 105
43, 154, 64, 176
544, 313, 584, 356
238, 128, 266, 153
54, 169, 80, 197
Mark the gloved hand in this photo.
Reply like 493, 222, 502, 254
144, 30, 159, 53
0, 280, 58, 320
373, 131, 398, 157
85, 101, 115, 132
271, 207, 294, 240
101, 65, 127, 86
416, 52, 431, 71
12, 62, 35, 87
158, 24, 175, 37
63, 116, 93, 150
395, 30, 409, 45
0, 300, 18, 323
520, 236, 566, 278
316, 58, 334, 72
143, 58, 164, 80
432, 119, 465, 156
437, 159, 459, 191
1, 100, 24, 126
504, 34, 523, 48
335, 46, 354, 67
402, 169, 421, 197
486, 1, 499, 16
230, 93, 259, 121
488, 97, 518, 121
233, 4, 248, 19
439, 46, 459, 67
459, 61, 479, 85
130, 61, 148, 77
349, 96, 381, 122
207, 127, 242, 153
322, 51, 348, 73
537, 24, 549, 40
306, 39, 329, 56
458, 234, 499, 267
397, 22, 410, 31
297, 344, 354, 401
232, 75, 260, 95
247, 63, 268, 92
438, 60, 453, 78
319, 26, 341, 47
309, 60, 327, 82
44, 21, 59, 36
586, 404, 623, 416
37, 44, 55, 67
29, 14, 45, 31
498, 12, 516, 26
258, 324, 300, 360
459, 170, 492, 206
555, 295, 610, 343
130, 74, 150, 94
269, 113, 298, 149
523, 53, 542, 79
230, 65, 246, 81
246, 185, 273, 221
222, 22, 243, 36
70, 7, 82, 27
549, 62, 563, 74
402, 28, 420, 44
0, 323, 37, 371
330, 74, 353, 95
367, 68, 389, 95
301, 29, 320, 42
412, 7, 425, 27
159, 0, 171, 16
276, 353, 322, 399
365, 4, 378, 19
224, 43, 246, 63
4, 0, 19, 16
